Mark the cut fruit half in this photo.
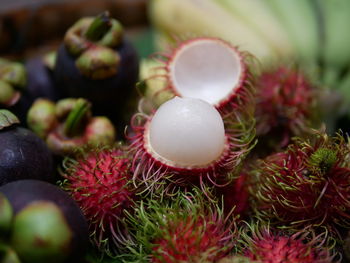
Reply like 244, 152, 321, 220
127, 96, 256, 195
150, 37, 256, 112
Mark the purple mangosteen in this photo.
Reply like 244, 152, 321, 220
0, 110, 54, 186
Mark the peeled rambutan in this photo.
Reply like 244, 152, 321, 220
147, 37, 257, 116
127, 96, 255, 195
61, 145, 135, 255
125, 189, 237, 262
255, 66, 317, 150
250, 131, 350, 236
240, 224, 337, 263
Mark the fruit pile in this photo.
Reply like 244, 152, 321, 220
0, 4, 350, 263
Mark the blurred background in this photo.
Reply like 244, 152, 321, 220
0, 0, 153, 59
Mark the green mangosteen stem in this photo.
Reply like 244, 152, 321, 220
0, 110, 20, 130
64, 99, 91, 138
85, 11, 112, 42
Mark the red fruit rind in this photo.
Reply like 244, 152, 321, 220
251, 131, 350, 235
255, 66, 317, 148
127, 96, 256, 197
241, 224, 337, 263
148, 37, 258, 117
125, 189, 237, 262
61, 146, 135, 255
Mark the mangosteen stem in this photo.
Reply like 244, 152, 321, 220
64, 99, 91, 138
0, 110, 20, 130
85, 11, 111, 42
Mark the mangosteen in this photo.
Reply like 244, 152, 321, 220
0, 192, 13, 235
1, 55, 60, 125
54, 11, 139, 134
0, 179, 89, 263
24, 51, 61, 103
0, 58, 29, 123
27, 98, 116, 156
0, 110, 54, 186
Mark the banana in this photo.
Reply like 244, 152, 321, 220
316, 0, 350, 86
149, 0, 279, 63
264, 0, 320, 63
212, 0, 294, 58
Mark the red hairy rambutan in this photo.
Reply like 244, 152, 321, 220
216, 171, 250, 218
255, 66, 317, 149
251, 131, 350, 235
125, 189, 237, 262
127, 96, 256, 196
61, 146, 135, 255
240, 224, 337, 263
148, 37, 257, 115
217, 256, 257, 263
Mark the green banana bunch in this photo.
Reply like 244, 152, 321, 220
316, 0, 350, 87
264, 0, 320, 63
149, 0, 350, 109
211, 0, 294, 59
149, 0, 280, 63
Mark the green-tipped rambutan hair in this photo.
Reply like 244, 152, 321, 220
127, 91, 256, 198
250, 130, 350, 237
254, 65, 318, 151
60, 144, 136, 256
238, 222, 337, 263
123, 188, 237, 263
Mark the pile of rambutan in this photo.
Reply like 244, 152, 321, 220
26, 34, 350, 263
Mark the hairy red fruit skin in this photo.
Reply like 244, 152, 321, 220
151, 216, 231, 263
151, 37, 256, 112
245, 231, 334, 263
255, 66, 315, 149
217, 172, 250, 218
252, 133, 350, 235
62, 148, 135, 254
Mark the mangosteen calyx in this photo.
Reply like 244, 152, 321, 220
0, 110, 20, 130
27, 98, 116, 156
63, 11, 123, 80
0, 59, 27, 107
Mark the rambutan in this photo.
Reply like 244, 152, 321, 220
216, 171, 251, 218
255, 66, 317, 150
61, 145, 135, 255
125, 189, 237, 262
147, 37, 257, 117
127, 96, 255, 196
239, 224, 337, 263
217, 256, 257, 263
250, 131, 350, 236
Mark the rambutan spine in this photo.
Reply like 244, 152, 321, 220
124, 189, 237, 263
147, 37, 258, 116
60, 145, 136, 256
127, 96, 256, 197
238, 223, 338, 263
250, 131, 350, 237
254, 65, 318, 150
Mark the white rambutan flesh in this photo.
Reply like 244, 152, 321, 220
146, 97, 226, 168
168, 38, 244, 107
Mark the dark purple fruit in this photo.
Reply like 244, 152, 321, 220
0, 179, 89, 263
25, 54, 61, 103
1, 55, 60, 125
54, 12, 139, 133
0, 110, 54, 186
